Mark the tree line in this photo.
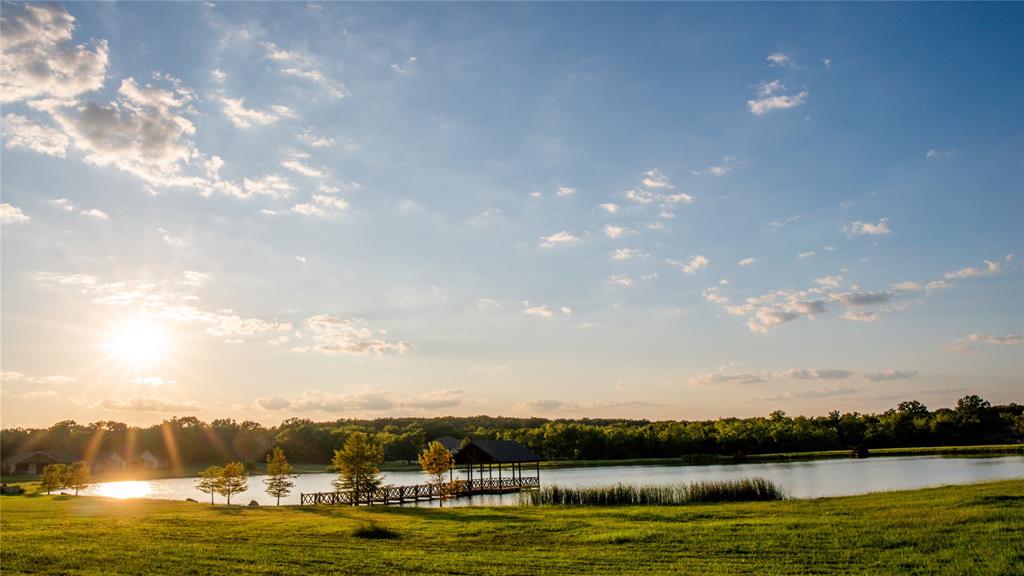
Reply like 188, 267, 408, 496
4, 396, 1021, 467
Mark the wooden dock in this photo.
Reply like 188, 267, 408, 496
300, 477, 539, 506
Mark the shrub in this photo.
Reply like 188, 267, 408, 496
525, 477, 784, 506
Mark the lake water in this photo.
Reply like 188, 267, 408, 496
84, 455, 1024, 507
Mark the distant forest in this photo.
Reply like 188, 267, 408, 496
3, 395, 1021, 467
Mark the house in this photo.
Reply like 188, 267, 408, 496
138, 450, 167, 470
2, 451, 74, 475
92, 452, 128, 473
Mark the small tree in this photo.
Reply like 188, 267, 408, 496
418, 441, 454, 507
217, 462, 248, 505
263, 447, 295, 506
332, 432, 383, 504
64, 461, 91, 496
40, 464, 67, 495
196, 465, 223, 505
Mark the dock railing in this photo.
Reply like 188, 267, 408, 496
300, 476, 539, 506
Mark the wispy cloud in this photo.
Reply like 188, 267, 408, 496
538, 231, 581, 249
844, 217, 891, 237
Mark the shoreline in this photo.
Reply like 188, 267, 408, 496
3, 443, 1020, 484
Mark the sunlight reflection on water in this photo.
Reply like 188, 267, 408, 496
93, 480, 152, 499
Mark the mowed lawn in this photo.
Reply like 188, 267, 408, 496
2, 480, 1022, 575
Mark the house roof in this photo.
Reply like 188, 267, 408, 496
433, 436, 463, 454
1, 450, 74, 466
453, 438, 541, 464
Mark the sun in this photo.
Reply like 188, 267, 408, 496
104, 319, 169, 368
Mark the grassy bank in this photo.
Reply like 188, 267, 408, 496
2, 480, 1022, 575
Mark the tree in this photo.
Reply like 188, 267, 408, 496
418, 441, 454, 507
216, 462, 248, 505
263, 447, 295, 505
40, 464, 67, 494
196, 465, 223, 505
64, 461, 91, 496
331, 432, 383, 504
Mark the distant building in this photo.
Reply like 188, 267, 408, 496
2, 451, 74, 475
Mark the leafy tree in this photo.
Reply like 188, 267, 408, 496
216, 462, 248, 505
332, 431, 383, 504
196, 465, 223, 505
263, 447, 295, 505
64, 461, 91, 495
40, 464, 67, 494
418, 441, 454, 507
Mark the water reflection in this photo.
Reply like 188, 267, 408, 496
93, 480, 152, 499
84, 455, 1024, 506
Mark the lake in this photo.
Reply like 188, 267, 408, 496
84, 455, 1024, 506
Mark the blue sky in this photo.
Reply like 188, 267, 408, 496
1, 2, 1021, 426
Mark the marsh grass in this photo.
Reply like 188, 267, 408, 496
525, 477, 784, 506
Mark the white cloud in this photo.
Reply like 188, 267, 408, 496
841, 310, 879, 322
863, 369, 917, 382
291, 194, 349, 216
796, 251, 816, 260
703, 287, 729, 304
161, 231, 185, 248
280, 158, 323, 178
523, 303, 554, 318
221, 96, 295, 128
598, 203, 620, 213
42, 76, 213, 189
211, 69, 226, 84
555, 186, 576, 197
738, 257, 757, 267
822, 58, 832, 68
49, 198, 75, 211
2, 113, 69, 156
773, 368, 854, 381
844, 217, 891, 237
390, 57, 417, 75
688, 372, 766, 386
242, 174, 294, 199
829, 290, 895, 307
262, 42, 348, 99
0, 4, 108, 104
81, 208, 109, 220
298, 129, 336, 148
766, 53, 791, 67
965, 333, 1021, 346
944, 259, 1001, 279
295, 315, 411, 356
560, 306, 573, 316
607, 274, 633, 287
1, 203, 30, 224
671, 255, 710, 275
641, 169, 673, 189
815, 275, 844, 288
748, 83, 809, 116
398, 199, 423, 213
610, 248, 644, 261
603, 224, 630, 239
538, 231, 580, 249
763, 215, 801, 232
926, 149, 954, 159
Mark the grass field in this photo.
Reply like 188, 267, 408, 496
2, 479, 1022, 575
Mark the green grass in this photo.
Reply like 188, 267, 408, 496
2, 480, 1022, 575
526, 477, 784, 506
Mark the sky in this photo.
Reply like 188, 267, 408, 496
1, 2, 1021, 428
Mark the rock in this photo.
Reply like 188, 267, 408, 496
185, 498, 198, 502
248, 499, 260, 507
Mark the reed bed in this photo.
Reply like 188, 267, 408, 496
524, 477, 784, 506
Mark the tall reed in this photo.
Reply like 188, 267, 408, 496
524, 477, 783, 506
